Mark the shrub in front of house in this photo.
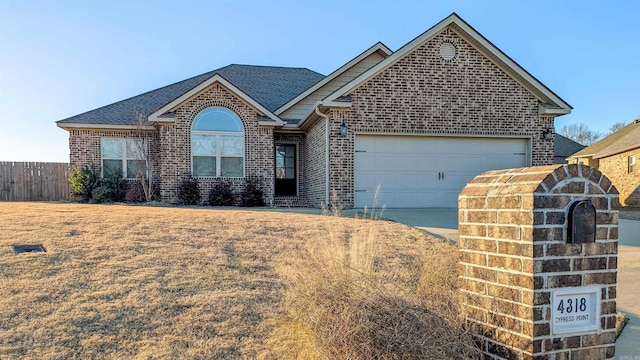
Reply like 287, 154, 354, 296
208, 179, 235, 206
240, 178, 265, 207
125, 182, 145, 203
176, 174, 201, 205
69, 165, 100, 202
89, 175, 126, 204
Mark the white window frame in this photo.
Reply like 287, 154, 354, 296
100, 138, 147, 179
191, 131, 245, 178
630, 155, 636, 173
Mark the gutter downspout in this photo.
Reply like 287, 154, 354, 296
315, 104, 330, 206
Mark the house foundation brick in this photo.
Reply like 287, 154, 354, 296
459, 164, 618, 359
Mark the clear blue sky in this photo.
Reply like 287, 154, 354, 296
1, 0, 638, 162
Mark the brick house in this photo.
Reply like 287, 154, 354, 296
57, 13, 571, 208
567, 119, 640, 206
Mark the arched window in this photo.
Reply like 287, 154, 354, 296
191, 107, 244, 177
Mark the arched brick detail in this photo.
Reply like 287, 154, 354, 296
157, 82, 274, 204
459, 164, 618, 359
185, 100, 248, 130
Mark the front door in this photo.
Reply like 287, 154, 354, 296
275, 144, 297, 196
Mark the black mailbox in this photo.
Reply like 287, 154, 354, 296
567, 199, 596, 243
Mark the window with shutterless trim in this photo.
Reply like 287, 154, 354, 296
101, 138, 146, 179
191, 107, 245, 177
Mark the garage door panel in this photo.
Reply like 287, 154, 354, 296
374, 155, 398, 171
354, 135, 528, 208
355, 155, 377, 172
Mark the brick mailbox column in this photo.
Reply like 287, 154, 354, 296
458, 164, 618, 359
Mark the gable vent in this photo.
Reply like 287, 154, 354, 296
439, 43, 457, 61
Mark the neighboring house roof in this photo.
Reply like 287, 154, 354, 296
324, 12, 572, 116
57, 65, 325, 128
555, 134, 586, 158
568, 119, 640, 160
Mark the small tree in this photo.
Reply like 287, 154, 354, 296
130, 110, 157, 202
559, 123, 602, 146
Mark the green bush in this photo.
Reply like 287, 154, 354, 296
87, 175, 126, 204
69, 165, 100, 202
208, 180, 235, 206
101, 174, 127, 202
240, 178, 264, 207
177, 174, 201, 205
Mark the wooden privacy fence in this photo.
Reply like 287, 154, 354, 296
0, 162, 72, 201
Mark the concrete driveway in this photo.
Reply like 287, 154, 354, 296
617, 219, 640, 356
347, 208, 459, 243
370, 208, 639, 355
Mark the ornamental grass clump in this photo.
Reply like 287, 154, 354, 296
267, 219, 480, 359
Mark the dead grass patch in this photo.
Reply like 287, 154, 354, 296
265, 220, 478, 359
0, 202, 473, 359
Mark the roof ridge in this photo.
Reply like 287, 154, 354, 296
227, 63, 322, 72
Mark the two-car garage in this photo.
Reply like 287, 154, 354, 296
354, 135, 530, 208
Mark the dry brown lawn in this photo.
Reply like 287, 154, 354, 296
0, 202, 461, 359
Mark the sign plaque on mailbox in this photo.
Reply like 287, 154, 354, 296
551, 286, 601, 335
568, 200, 596, 243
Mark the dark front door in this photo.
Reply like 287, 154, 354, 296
275, 144, 296, 196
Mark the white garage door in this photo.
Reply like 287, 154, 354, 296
354, 135, 528, 208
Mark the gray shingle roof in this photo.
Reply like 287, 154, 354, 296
569, 119, 640, 159
57, 64, 325, 126
553, 134, 586, 164
555, 134, 586, 157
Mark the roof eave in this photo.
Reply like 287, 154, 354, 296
297, 100, 352, 130
56, 123, 158, 131
593, 145, 640, 160
539, 104, 572, 115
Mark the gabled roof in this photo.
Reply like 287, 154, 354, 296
274, 42, 392, 115
325, 12, 572, 115
148, 74, 285, 126
554, 134, 585, 163
57, 65, 325, 129
568, 119, 640, 159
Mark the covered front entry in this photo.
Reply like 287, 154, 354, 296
354, 135, 529, 208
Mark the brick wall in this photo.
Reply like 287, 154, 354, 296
597, 148, 640, 206
68, 129, 160, 179
459, 164, 618, 359
158, 82, 274, 204
304, 118, 327, 207
327, 27, 556, 208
